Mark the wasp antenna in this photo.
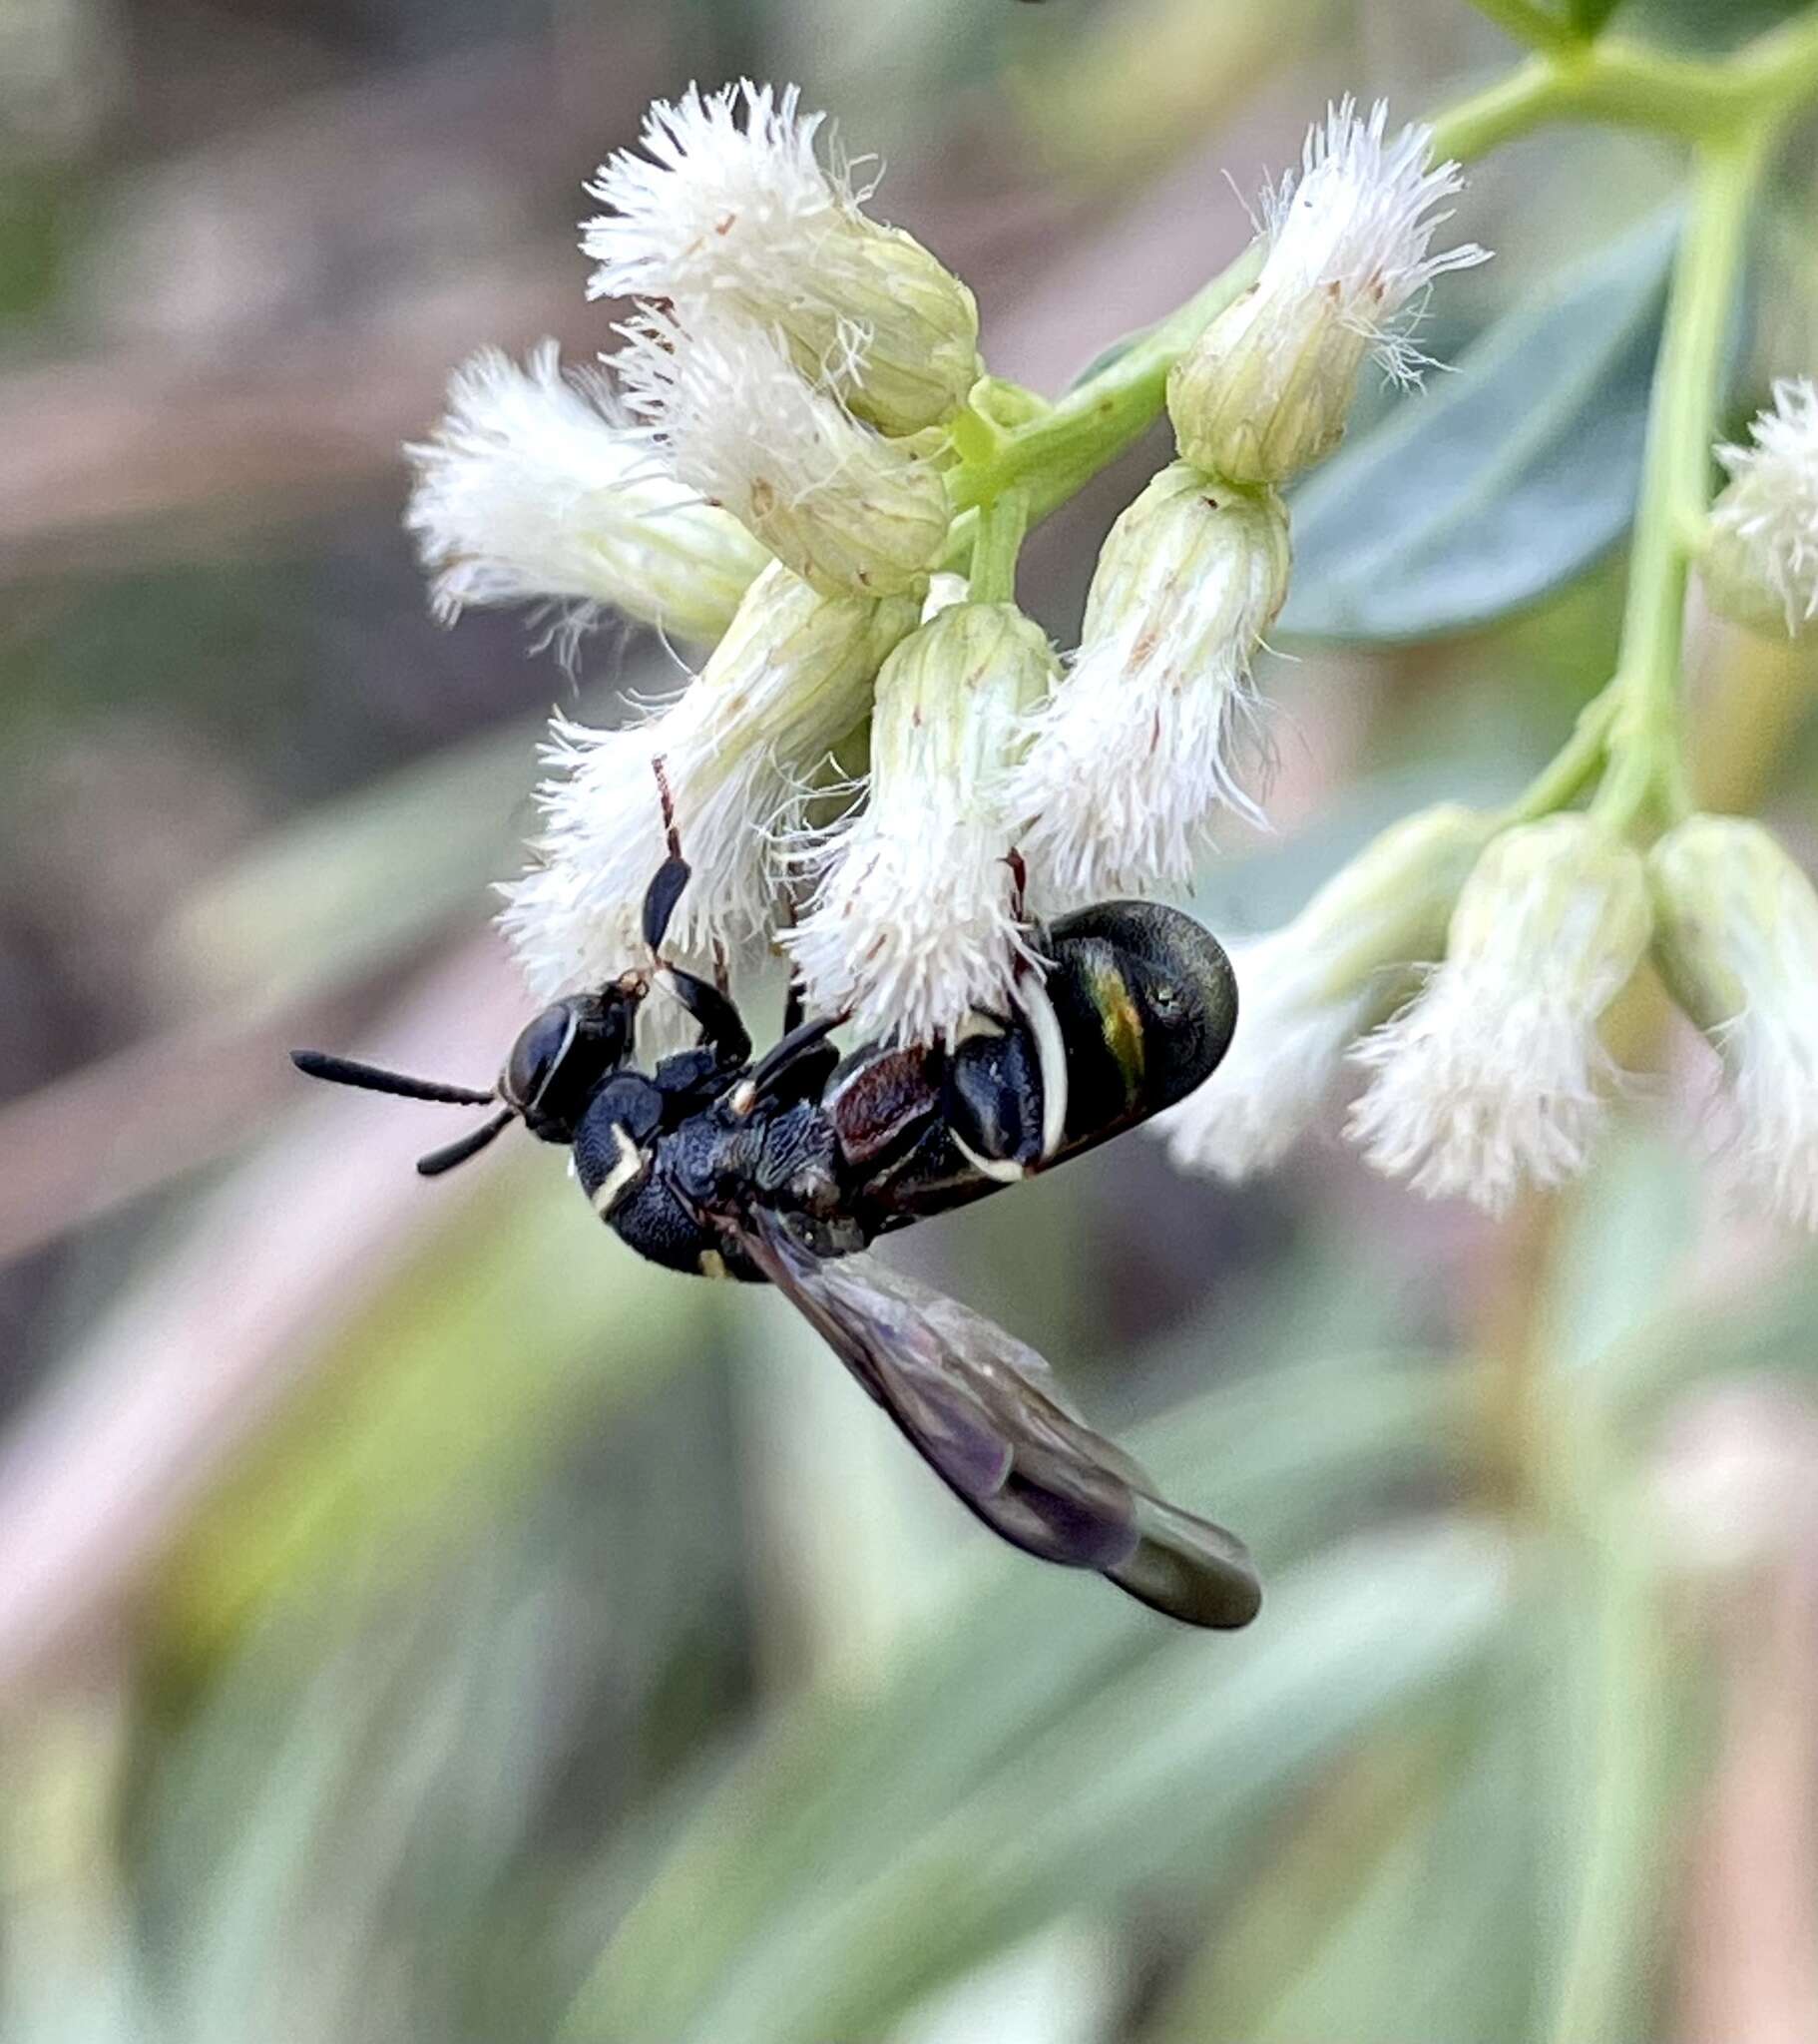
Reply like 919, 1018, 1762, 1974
416, 1108, 515, 1178
291, 1050, 496, 1108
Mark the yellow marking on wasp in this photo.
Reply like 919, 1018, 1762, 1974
1088, 959, 1146, 1101
951, 1129, 1029, 1184
591, 1124, 646, 1217
697, 1249, 729, 1279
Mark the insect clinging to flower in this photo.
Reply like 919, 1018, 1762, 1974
301, 75, 1514, 1619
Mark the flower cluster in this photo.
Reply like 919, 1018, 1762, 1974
1163, 795, 1818, 1232
405, 82, 1485, 1050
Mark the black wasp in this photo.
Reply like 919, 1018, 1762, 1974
294, 850, 1259, 1630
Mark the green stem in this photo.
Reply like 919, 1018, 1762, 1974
968, 488, 1029, 605
943, 8, 1818, 554
1593, 131, 1769, 832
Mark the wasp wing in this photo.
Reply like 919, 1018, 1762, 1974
737, 1214, 1261, 1630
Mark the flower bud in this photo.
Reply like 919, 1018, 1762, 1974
1160, 803, 1495, 1182
1649, 814, 1818, 1230
1347, 814, 1651, 1214
1009, 462, 1290, 906
404, 342, 767, 647
616, 307, 948, 601
1166, 99, 1487, 486
584, 81, 980, 435
784, 601, 1060, 1045
1699, 378, 1818, 638
500, 561, 916, 1002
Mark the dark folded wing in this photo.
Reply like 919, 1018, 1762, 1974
738, 1214, 1261, 1630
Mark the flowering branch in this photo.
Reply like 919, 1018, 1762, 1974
940, 9, 1818, 561
408, 2, 1818, 1213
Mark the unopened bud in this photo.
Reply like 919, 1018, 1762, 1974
785, 601, 1060, 1045
1167, 99, 1487, 486
1010, 461, 1291, 905
501, 561, 916, 1001
1699, 379, 1818, 639
1650, 814, 1818, 1229
1161, 803, 1495, 1181
584, 81, 980, 435
1348, 814, 1651, 1214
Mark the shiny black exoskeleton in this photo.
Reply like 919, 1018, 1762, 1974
292, 856, 1259, 1629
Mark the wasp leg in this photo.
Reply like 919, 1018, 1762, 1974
945, 974, 1070, 1179
655, 964, 752, 1070
782, 969, 808, 1038
729, 1013, 844, 1117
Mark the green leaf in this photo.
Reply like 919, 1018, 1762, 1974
564, 1514, 1510, 2044
1280, 209, 1682, 644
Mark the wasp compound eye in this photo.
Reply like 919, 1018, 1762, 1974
503, 1003, 579, 1112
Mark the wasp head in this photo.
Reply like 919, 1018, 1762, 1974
500, 975, 646, 1142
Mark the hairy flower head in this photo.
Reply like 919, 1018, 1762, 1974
1168, 98, 1487, 485
1160, 804, 1494, 1181
616, 306, 948, 600
1347, 814, 1651, 1215
784, 601, 1058, 1045
501, 561, 915, 1001
1008, 462, 1290, 907
1650, 814, 1818, 1229
583, 80, 980, 435
403, 342, 766, 648
1701, 378, 1818, 638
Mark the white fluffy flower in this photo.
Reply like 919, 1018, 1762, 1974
1168, 98, 1488, 484
615, 306, 948, 600
583, 80, 979, 435
784, 601, 1058, 1045
1008, 462, 1290, 908
1650, 814, 1818, 1230
1702, 378, 1818, 637
1160, 804, 1492, 1181
1347, 815, 1651, 1215
500, 560, 916, 1000
403, 342, 766, 648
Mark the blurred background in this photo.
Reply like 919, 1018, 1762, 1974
3, 0, 1818, 2038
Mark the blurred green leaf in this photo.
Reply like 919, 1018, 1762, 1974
1536, 1126, 1701, 1380
1281, 209, 1681, 643
155, 1157, 719, 1663
1157, 1657, 1542, 2044
158, 716, 536, 1009
1625, 0, 1812, 49
567, 1514, 1509, 2044
560, 1328, 1474, 2040
1541, 1494, 1711, 2044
